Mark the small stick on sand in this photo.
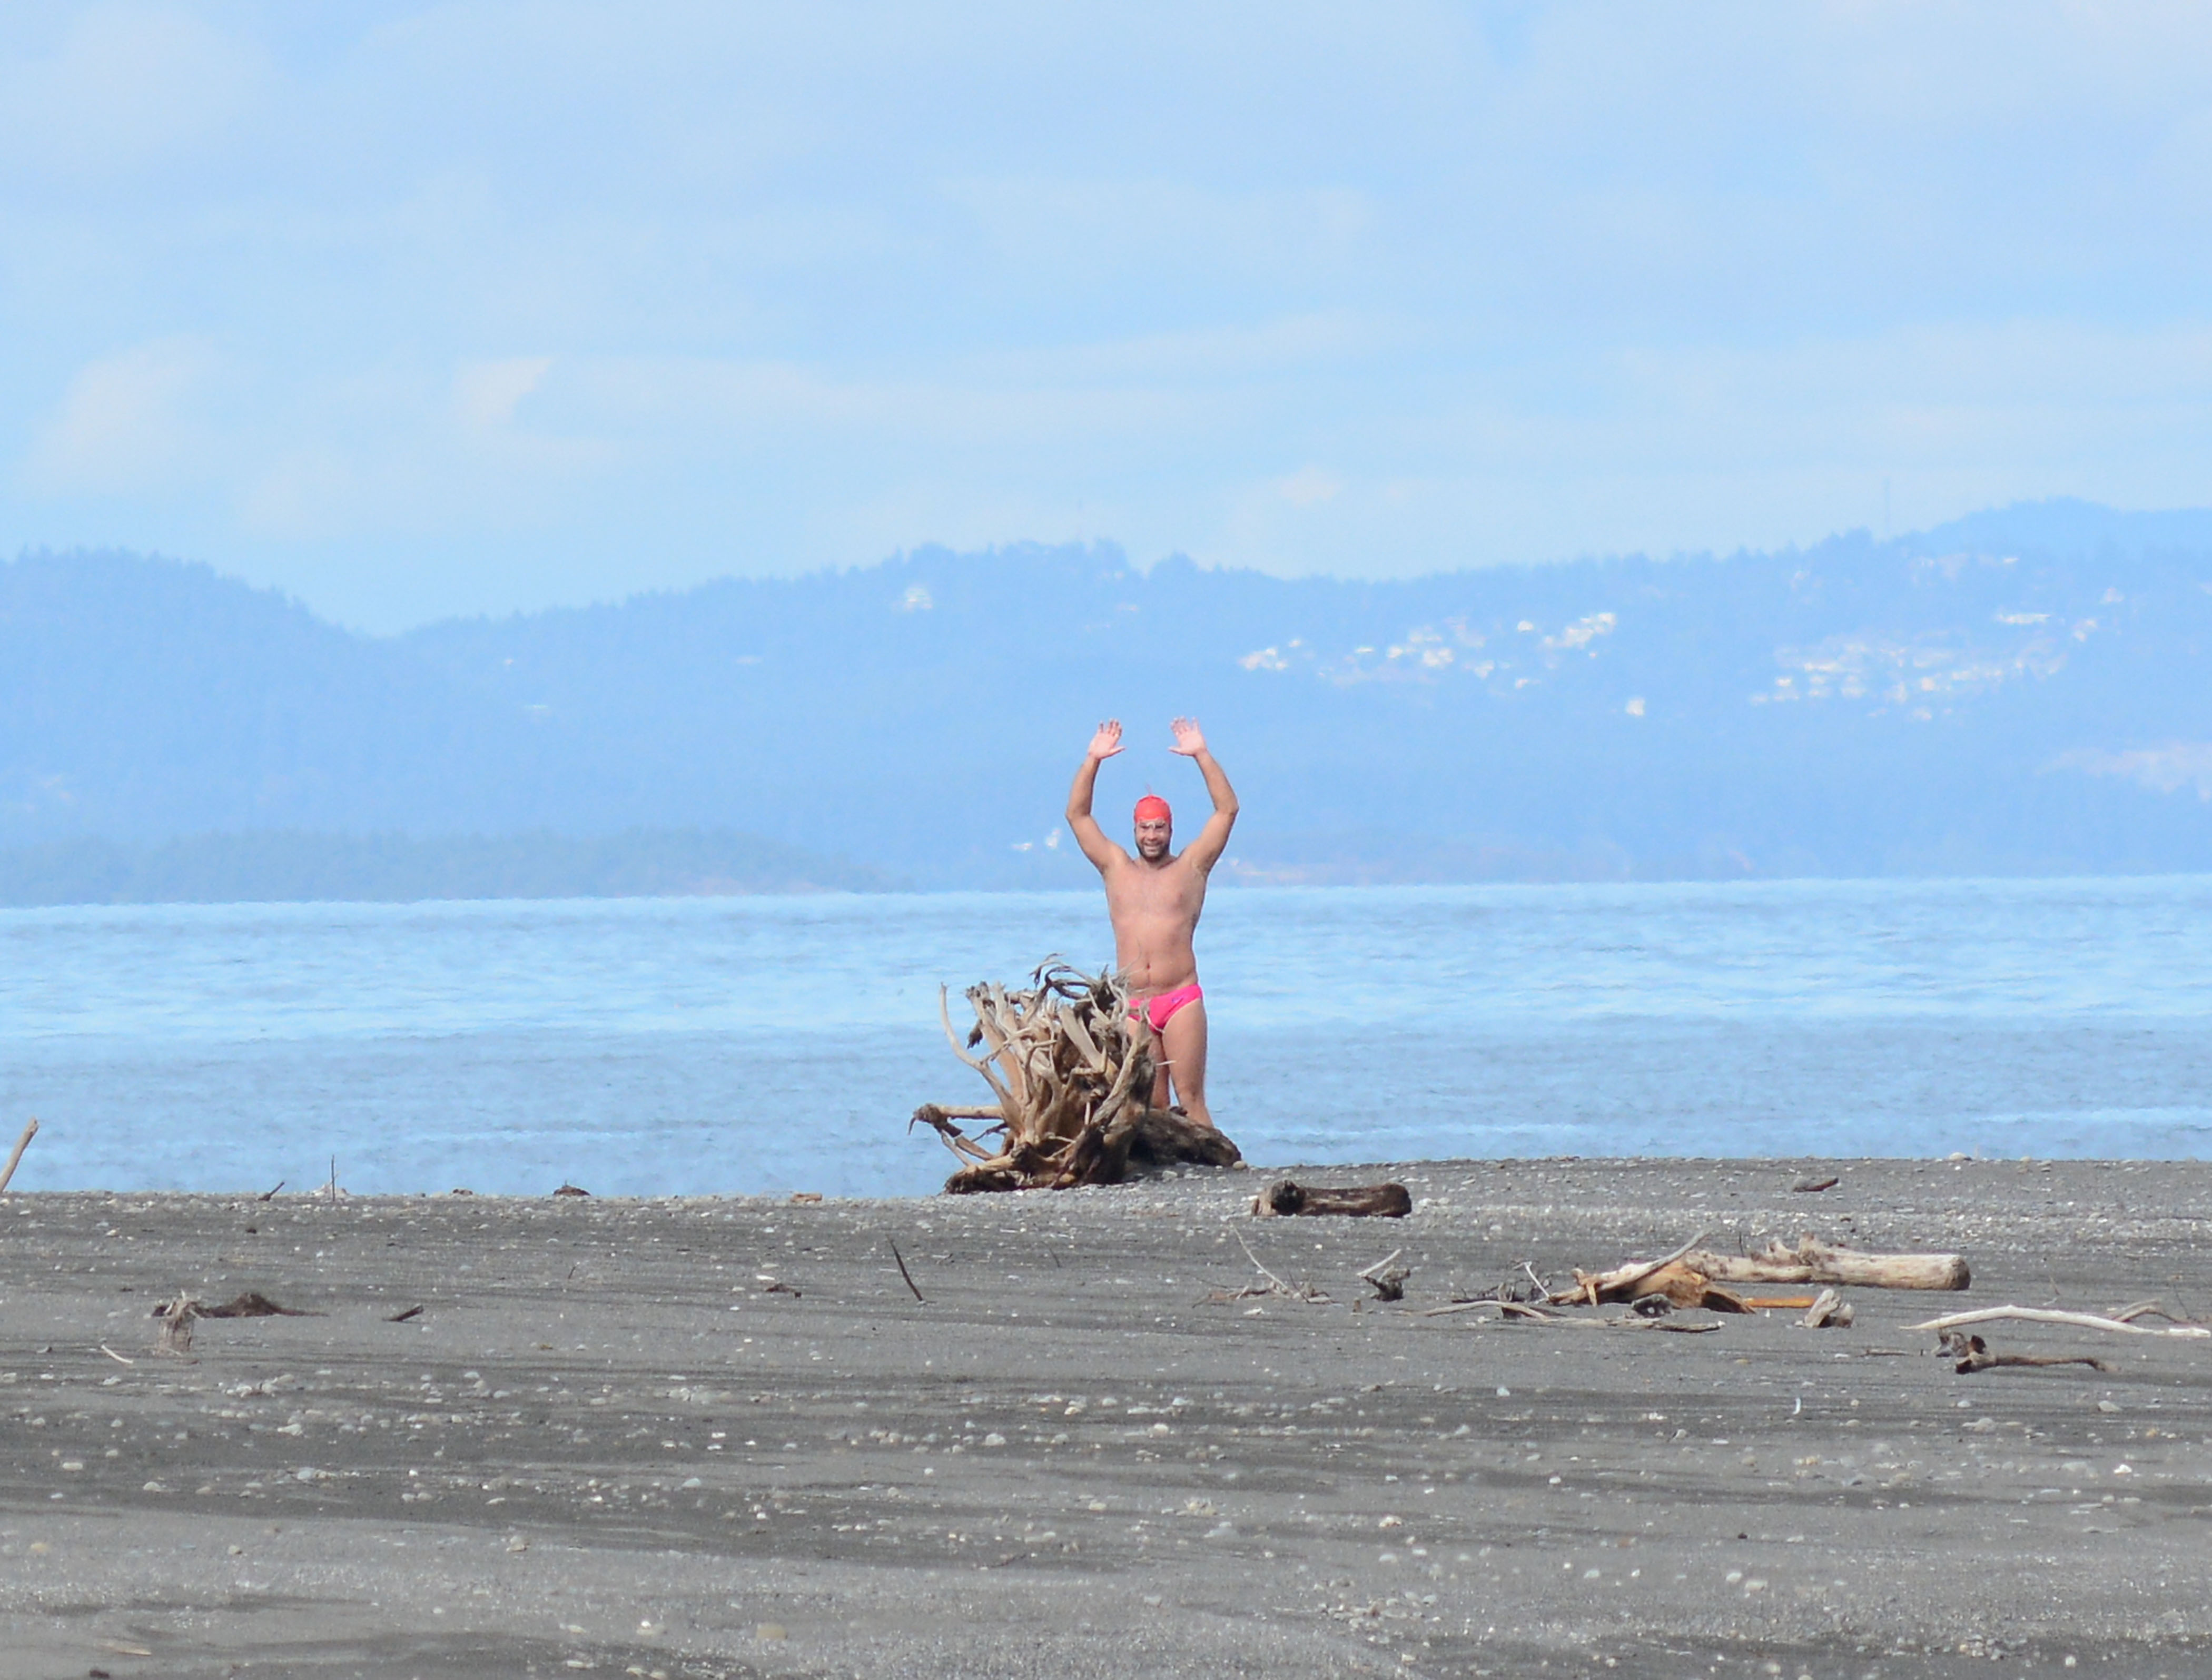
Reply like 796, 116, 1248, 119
0, 1117, 38, 1194
1229, 1229, 1328, 1302
1423, 1299, 1506, 1318
889, 1238, 926, 1303
1908, 1305, 2212, 1339
258, 1181, 285, 1202
1424, 1298, 1557, 1321
1233, 1228, 1293, 1294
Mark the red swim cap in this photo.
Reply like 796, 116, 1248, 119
1133, 795, 1171, 824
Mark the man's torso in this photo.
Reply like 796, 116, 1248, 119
1102, 852, 1208, 994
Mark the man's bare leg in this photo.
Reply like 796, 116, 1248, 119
1146, 1021, 1173, 1111
1156, 998, 1215, 1130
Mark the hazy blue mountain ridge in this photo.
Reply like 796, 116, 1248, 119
2, 550, 541, 838
0, 828, 894, 906
6, 499, 2210, 893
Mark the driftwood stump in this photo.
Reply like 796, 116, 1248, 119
912, 962, 1242, 1192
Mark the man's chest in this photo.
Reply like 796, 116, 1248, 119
1109, 866, 1202, 920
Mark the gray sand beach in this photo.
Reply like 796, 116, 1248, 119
4, 1158, 2211, 1678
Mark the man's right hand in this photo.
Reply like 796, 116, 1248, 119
1088, 720, 1124, 760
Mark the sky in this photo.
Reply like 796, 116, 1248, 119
5, 3, 2212, 631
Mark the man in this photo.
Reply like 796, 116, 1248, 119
1064, 716, 1239, 1129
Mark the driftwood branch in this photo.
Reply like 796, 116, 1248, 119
1358, 1250, 1411, 1301
889, 1239, 926, 1303
1552, 1231, 1711, 1305
1907, 1306, 2212, 1339
1252, 1180, 1411, 1218
1211, 1228, 1328, 1303
2106, 1299, 2196, 1325
1426, 1298, 1723, 1332
1800, 1288, 1853, 1329
150, 1291, 314, 1320
0, 1117, 37, 1194
1940, 1330, 2109, 1373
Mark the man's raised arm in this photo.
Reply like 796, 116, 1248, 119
1065, 719, 1129, 871
1169, 716, 1239, 873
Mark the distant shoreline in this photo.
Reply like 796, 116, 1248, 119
8, 857, 2203, 911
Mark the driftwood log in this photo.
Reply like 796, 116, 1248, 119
1553, 1232, 1967, 1311
913, 962, 1242, 1192
1687, 1236, 1969, 1291
1251, 1180, 1412, 1218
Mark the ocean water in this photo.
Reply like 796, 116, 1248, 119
4, 878, 2210, 1198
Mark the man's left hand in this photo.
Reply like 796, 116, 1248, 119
1169, 716, 1207, 757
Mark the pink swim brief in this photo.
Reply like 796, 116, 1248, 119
1133, 982, 1203, 1034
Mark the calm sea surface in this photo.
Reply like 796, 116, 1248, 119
4, 879, 2210, 1198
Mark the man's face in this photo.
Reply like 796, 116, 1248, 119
1134, 817, 1171, 860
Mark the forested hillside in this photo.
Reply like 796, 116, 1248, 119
6, 500, 2211, 896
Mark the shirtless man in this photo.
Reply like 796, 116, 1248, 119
1065, 716, 1239, 1128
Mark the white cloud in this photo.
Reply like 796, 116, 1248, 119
0, 4, 271, 182
454, 357, 553, 429
23, 337, 218, 494
8, 4, 2212, 624
1276, 466, 1342, 508
942, 174, 1373, 283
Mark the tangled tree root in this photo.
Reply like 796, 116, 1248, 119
911, 961, 1241, 1192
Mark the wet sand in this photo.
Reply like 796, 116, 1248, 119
4, 1158, 2211, 1679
